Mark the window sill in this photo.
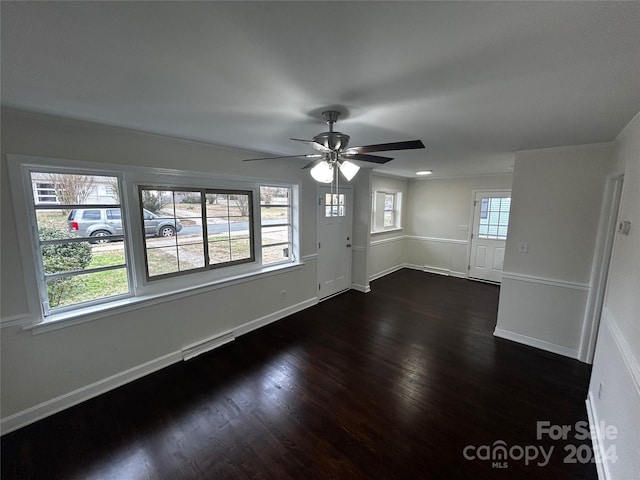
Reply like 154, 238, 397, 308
370, 228, 403, 235
26, 261, 304, 335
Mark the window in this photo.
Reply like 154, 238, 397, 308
29, 171, 131, 315
12, 155, 299, 322
324, 192, 345, 217
260, 186, 293, 265
372, 191, 402, 232
383, 193, 395, 227
478, 197, 511, 240
107, 209, 121, 220
34, 182, 58, 203
139, 187, 254, 279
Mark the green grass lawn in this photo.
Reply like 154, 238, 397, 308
49, 234, 287, 309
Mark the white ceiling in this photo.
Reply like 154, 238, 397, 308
2, 1, 639, 178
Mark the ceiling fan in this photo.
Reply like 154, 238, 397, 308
243, 110, 425, 183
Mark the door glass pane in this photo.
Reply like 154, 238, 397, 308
325, 191, 346, 217
478, 196, 511, 240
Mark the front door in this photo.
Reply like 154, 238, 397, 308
469, 191, 511, 283
317, 187, 352, 300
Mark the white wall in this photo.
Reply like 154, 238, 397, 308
351, 169, 373, 292
0, 109, 319, 432
495, 143, 615, 358
405, 175, 512, 277
586, 112, 640, 480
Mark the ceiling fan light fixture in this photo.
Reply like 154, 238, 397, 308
310, 161, 334, 183
339, 160, 360, 181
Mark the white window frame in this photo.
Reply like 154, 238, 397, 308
24, 168, 133, 317
260, 185, 294, 267
7, 154, 300, 330
371, 190, 403, 233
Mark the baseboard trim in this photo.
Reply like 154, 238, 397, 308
423, 266, 450, 276
182, 331, 235, 361
449, 270, 468, 279
369, 264, 467, 282
493, 327, 579, 360
403, 263, 424, 271
0, 351, 182, 435
233, 297, 318, 337
369, 264, 405, 282
1, 296, 318, 435
351, 283, 371, 293
585, 391, 611, 480
401, 263, 450, 276
371, 264, 467, 280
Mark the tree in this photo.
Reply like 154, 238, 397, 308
142, 190, 163, 213
106, 177, 120, 203
231, 194, 250, 216
46, 173, 95, 210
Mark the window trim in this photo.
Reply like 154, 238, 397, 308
26, 169, 133, 317
371, 190, 403, 233
7, 154, 300, 329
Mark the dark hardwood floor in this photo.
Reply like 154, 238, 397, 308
1, 270, 596, 479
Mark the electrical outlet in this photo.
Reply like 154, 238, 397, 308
518, 241, 529, 253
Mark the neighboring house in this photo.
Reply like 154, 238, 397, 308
30, 172, 117, 205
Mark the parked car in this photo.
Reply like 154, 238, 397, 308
67, 208, 183, 242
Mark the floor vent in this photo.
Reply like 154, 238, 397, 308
181, 331, 235, 361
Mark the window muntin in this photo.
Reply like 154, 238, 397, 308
29, 171, 131, 315
139, 187, 255, 279
478, 197, 511, 240
260, 186, 292, 265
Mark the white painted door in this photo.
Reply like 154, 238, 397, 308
317, 187, 352, 299
469, 191, 511, 283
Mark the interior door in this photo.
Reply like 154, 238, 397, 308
317, 187, 352, 299
469, 191, 511, 283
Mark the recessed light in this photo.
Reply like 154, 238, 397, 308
416, 170, 432, 176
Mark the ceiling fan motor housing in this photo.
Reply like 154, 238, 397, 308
312, 131, 350, 151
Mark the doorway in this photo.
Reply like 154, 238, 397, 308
317, 186, 353, 300
469, 190, 511, 283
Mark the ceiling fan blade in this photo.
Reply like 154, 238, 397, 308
348, 140, 425, 154
290, 138, 332, 152
341, 153, 394, 164
243, 153, 322, 162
